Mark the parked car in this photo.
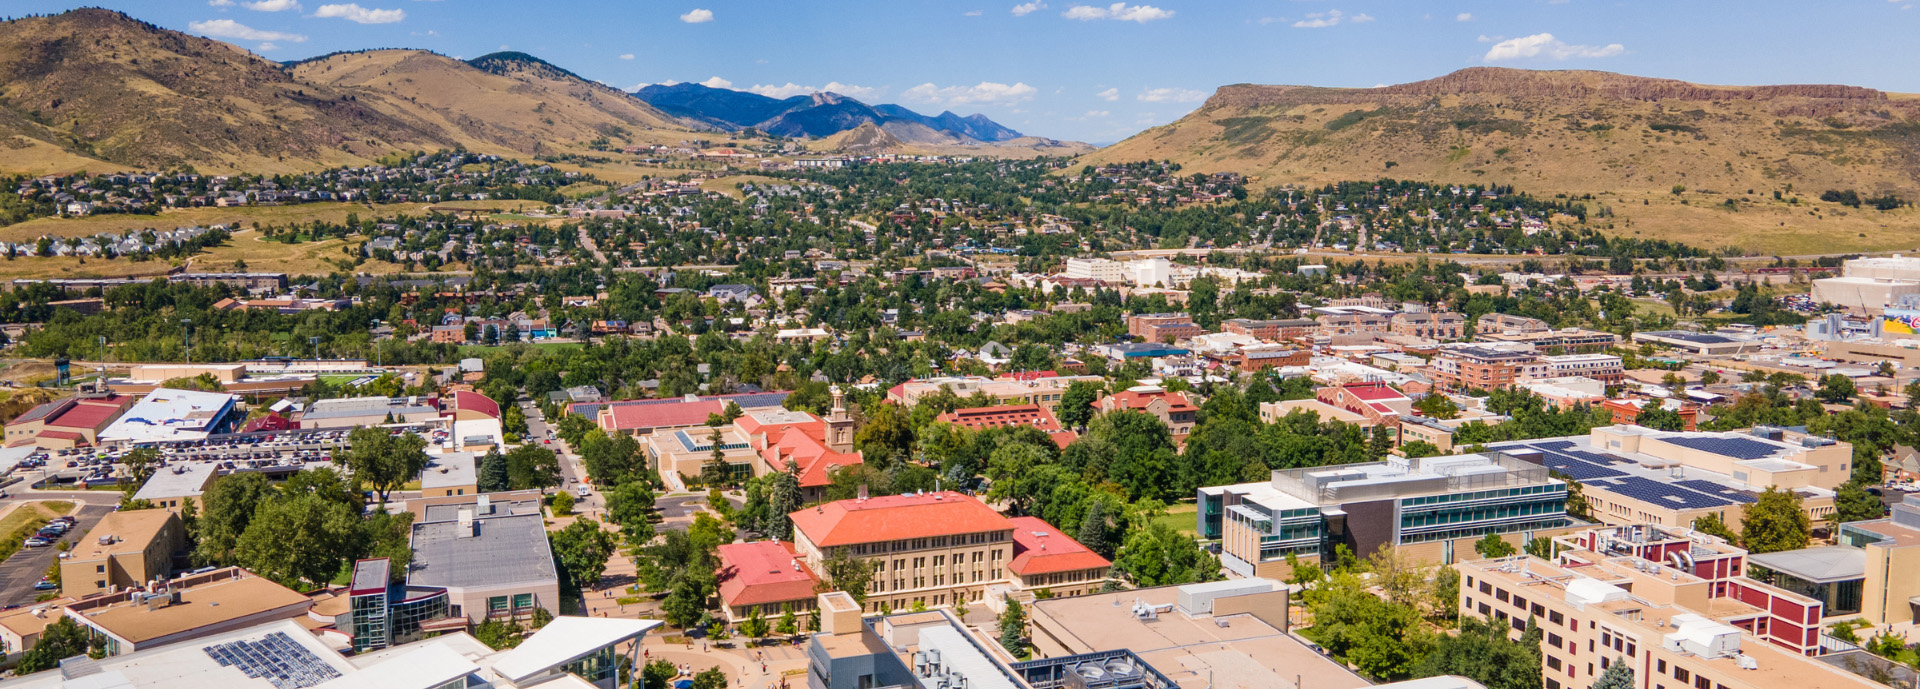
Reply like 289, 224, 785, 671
23, 537, 49, 548
32, 579, 56, 591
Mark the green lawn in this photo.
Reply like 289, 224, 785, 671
1150, 502, 1200, 537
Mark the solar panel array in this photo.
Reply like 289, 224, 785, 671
1591, 476, 1735, 510
1662, 436, 1780, 460
1674, 480, 1758, 504
1520, 443, 1626, 481
203, 632, 342, 689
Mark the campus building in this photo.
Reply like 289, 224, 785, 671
62, 567, 311, 657
63, 510, 187, 595
344, 557, 458, 653
1090, 387, 1197, 444
1199, 452, 1581, 576
1489, 426, 1850, 533
3, 393, 134, 449
1457, 525, 1878, 689
404, 494, 560, 623
789, 492, 1108, 614
1751, 492, 1920, 627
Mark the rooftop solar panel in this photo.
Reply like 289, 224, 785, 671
1597, 476, 1734, 510
1674, 480, 1758, 504
203, 631, 342, 689
1662, 436, 1780, 461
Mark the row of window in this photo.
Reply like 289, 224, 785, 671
486, 593, 537, 613
846, 532, 1006, 556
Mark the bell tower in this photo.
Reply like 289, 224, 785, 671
826, 385, 855, 453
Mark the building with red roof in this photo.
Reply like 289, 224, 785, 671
715, 541, 821, 623
585, 392, 792, 436
443, 390, 501, 421
933, 404, 1078, 449
3, 394, 134, 449
789, 491, 1103, 614
1091, 386, 1198, 444
1315, 381, 1413, 438
1006, 516, 1111, 597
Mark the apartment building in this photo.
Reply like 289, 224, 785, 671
63, 510, 186, 595
1062, 257, 1126, 283
1456, 525, 1877, 689
1477, 313, 1551, 335
933, 404, 1078, 448
1316, 311, 1393, 337
788, 492, 1108, 614
1199, 452, 1581, 576
1126, 313, 1206, 343
1221, 318, 1319, 341
1091, 386, 1198, 444
1212, 345, 1311, 372
1431, 346, 1540, 391
1490, 426, 1849, 533
1477, 327, 1620, 352
1391, 311, 1466, 340
1533, 353, 1626, 385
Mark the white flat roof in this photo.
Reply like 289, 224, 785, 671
133, 463, 217, 501
315, 642, 476, 689
99, 389, 237, 443
489, 617, 663, 682
421, 452, 476, 489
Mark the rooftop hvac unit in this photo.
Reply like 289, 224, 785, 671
1104, 661, 1137, 678
1734, 654, 1759, 670
1075, 664, 1106, 681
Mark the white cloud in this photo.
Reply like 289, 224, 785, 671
208, 0, 235, 6
619, 53, 635, 60
1351, 13, 1373, 22
902, 81, 1038, 106
1293, 9, 1357, 27
1011, 2, 1046, 16
1137, 87, 1206, 103
699, 76, 734, 89
187, 19, 307, 42
964, 9, 984, 16
1063, 3, 1173, 22
746, 82, 882, 100
1096, 87, 1119, 101
1483, 32, 1625, 61
256, 41, 280, 51
1456, 12, 1472, 21
243, 0, 300, 11
680, 8, 714, 23
313, 3, 405, 23
1476, 34, 1500, 42
1083, 110, 1110, 118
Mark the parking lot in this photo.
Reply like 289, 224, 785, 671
0, 502, 110, 608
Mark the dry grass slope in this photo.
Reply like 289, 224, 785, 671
1079, 67, 1920, 253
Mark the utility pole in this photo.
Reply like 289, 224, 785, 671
371, 319, 383, 368
181, 319, 192, 364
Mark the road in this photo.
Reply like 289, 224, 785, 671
519, 399, 603, 513
0, 501, 113, 607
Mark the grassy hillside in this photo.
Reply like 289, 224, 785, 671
1079, 67, 1920, 253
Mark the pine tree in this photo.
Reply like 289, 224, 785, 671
701, 428, 731, 487
478, 450, 509, 493
998, 597, 1027, 657
764, 462, 802, 541
1592, 657, 1633, 689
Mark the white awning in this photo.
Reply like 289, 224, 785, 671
490, 617, 663, 683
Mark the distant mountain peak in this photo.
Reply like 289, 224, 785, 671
634, 82, 1024, 143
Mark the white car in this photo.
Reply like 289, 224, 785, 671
576, 485, 592, 499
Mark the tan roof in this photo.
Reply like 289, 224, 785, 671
0, 599, 73, 638
69, 509, 176, 561
68, 568, 310, 644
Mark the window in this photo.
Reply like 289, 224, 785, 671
1479, 582, 1492, 595
1548, 634, 1562, 648
1657, 660, 1667, 673
1550, 611, 1564, 625
1626, 642, 1636, 657
1694, 678, 1710, 689
1495, 588, 1509, 603
488, 596, 509, 613
97, 565, 105, 573
1547, 657, 1562, 671
513, 593, 534, 610
1674, 667, 1690, 683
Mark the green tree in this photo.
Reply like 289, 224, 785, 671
193, 472, 274, 566
1399, 441, 1442, 459
234, 492, 361, 588
1741, 486, 1812, 554
1056, 381, 1104, 428
776, 605, 798, 635
1411, 617, 1542, 689
550, 491, 575, 516
579, 429, 647, 486
1634, 406, 1689, 432
700, 427, 733, 487
1111, 522, 1222, 587
550, 518, 619, 594
477, 449, 510, 493
819, 548, 874, 603
473, 616, 524, 650
1832, 481, 1886, 525
505, 444, 563, 490
1691, 512, 1739, 542
1306, 571, 1428, 680
740, 607, 770, 642
1592, 657, 1634, 689
998, 597, 1028, 657
606, 480, 657, 540
762, 463, 802, 541
15, 618, 92, 674
1818, 374, 1857, 404
692, 668, 728, 689
643, 660, 678, 689
1472, 533, 1516, 558
341, 427, 428, 504
1414, 394, 1460, 420
853, 401, 914, 463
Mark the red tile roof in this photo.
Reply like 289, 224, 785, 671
789, 492, 1011, 547
1096, 389, 1197, 414
716, 541, 821, 609
1006, 516, 1111, 577
934, 404, 1078, 449
48, 401, 125, 431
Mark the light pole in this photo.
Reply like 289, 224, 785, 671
371, 319, 383, 368
181, 319, 192, 364
309, 336, 321, 362
96, 336, 106, 391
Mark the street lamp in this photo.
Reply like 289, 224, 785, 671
309, 336, 321, 362
96, 336, 107, 391
371, 319, 383, 368
181, 319, 192, 364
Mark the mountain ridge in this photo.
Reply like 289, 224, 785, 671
633, 82, 1024, 143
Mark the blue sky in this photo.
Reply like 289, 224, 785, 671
15, 1, 1920, 143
